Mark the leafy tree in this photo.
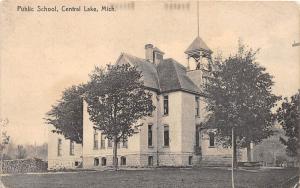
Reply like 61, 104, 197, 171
0, 118, 10, 163
85, 64, 155, 170
45, 85, 86, 143
204, 43, 280, 167
277, 90, 299, 157
16, 145, 27, 159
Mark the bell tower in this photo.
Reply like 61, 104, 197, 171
185, 36, 212, 71
185, 1, 213, 71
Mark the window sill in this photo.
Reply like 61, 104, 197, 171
163, 146, 170, 148
162, 114, 169, 117
208, 146, 215, 148
148, 146, 154, 148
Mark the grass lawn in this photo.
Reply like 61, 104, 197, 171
1, 167, 299, 188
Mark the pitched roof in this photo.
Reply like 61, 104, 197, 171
157, 59, 201, 94
115, 53, 200, 94
116, 53, 160, 91
184, 36, 212, 55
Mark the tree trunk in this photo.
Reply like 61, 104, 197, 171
246, 142, 252, 162
232, 128, 237, 169
113, 135, 118, 171
231, 127, 235, 188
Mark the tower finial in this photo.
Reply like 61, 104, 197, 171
197, 1, 199, 37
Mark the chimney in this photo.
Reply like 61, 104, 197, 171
145, 44, 154, 62
153, 47, 164, 65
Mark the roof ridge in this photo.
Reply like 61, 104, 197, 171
122, 52, 145, 61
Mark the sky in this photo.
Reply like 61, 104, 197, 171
0, 1, 299, 145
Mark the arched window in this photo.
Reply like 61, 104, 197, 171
209, 132, 215, 147
148, 156, 153, 166
94, 158, 99, 166
121, 156, 126, 166
101, 157, 107, 166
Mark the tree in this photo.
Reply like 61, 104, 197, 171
204, 43, 280, 167
0, 118, 9, 151
45, 85, 86, 143
277, 90, 299, 157
16, 145, 27, 159
85, 64, 155, 170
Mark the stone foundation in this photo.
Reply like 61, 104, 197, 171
83, 153, 194, 168
158, 153, 193, 166
83, 154, 142, 168
48, 158, 82, 170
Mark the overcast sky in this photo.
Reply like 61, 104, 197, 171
1, 1, 299, 145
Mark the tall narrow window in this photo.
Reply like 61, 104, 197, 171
148, 156, 153, 166
121, 156, 126, 166
101, 157, 107, 166
108, 138, 112, 148
94, 158, 99, 166
57, 139, 62, 156
163, 95, 169, 115
164, 125, 169, 147
209, 132, 215, 147
100, 133, 105, 149
195, 96, 200, 117
148, 124, 153, 147
70, 140, 74, 156
93, 129, 98, 150
188, 156, 193, 165
122, 139, 128, 148
195, 126, 200, 147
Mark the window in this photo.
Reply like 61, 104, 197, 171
75, 161, 79, 167
163, 95, 169, 115
101, 157, 107, 166
133, 126, 139, 133
188, 156, 193, 165
121, 156, 126, 166
70, 140, 75, 156
122, 139, 128, 148
108, 138, 112, 148
94, 158, 99, 166
148, 124, 153, 147
57, 139, 62, 156
195, 126, 200, 147
209, 132, 215, 147
100, 133, 105, 149
164, 125, 169, 147
148, 156, 153, 166
195, 96, 200, 117
93, 129, 98, 150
